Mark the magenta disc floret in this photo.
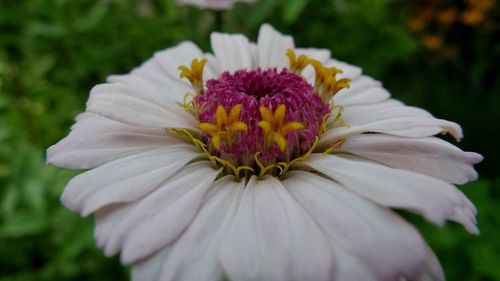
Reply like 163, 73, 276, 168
195, 68, 330, 167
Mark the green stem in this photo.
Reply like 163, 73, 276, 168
214, 10, 223, 31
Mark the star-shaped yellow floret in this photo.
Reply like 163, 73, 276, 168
286, 49, 310, 73
309, 59, 351, 102
199, 104, 248, 150
258, 104, 304, 152
178, 58, 207, 95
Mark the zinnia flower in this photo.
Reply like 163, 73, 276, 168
48, 24, 482, 281
176, 0, 255, 10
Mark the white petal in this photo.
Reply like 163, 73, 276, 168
210, 32, 253, 72
320, 116, 463, 146
296, 48, 331, 62
203, 52, 223, 80
94, 204, 135, 250
219, 175, 333, 281
47, 113, 184, 169
93, 162, 217, 259
334, 75, 384, 105
283, 171, 428, 281
176, 0, 250, 10
116, 162, 219, 264
108, 41, 207, 104
70, 112, 164, 136
304, 154, 478, 233
107, 59, 191, 104
257, 24, 294, 69
131, 175, 242, 281
340, 86, 391, 106
131, 244, 172, 281
248, 42, 258, 67
324, 58, 362, 80
154, 176, 244, 281
153, 41, 205, 84
340, 100, 433, 125
339, 134, 482, 184
86, 83, 198, 130
60, 145, 198, 216
413, 246, 445, 281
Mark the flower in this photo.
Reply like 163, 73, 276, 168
176, 0, 255, 10
47, 24, 482, 281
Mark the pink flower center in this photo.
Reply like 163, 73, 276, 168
175, 50, 351, 178
195, 68, 330, 169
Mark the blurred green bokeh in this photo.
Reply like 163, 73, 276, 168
0, 0, 498, 280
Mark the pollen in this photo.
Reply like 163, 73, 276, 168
178, 58, 207, 95
199, 104, 248, 150
258, 104, 304, 151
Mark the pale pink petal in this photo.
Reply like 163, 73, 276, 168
47, 113, 184, 169
107, 41, 208, 103
335, 84, 389, 106
93, 162, 218, 260
203, 52, 223, 80
86, 83, 198, 130
320, 116, 463, 146
414, 246, 445, 281
324, 58, 362, 80
295, 48, 331, 62
60, 145, 198, 216
94, 204, 136, 252
131, 175, 242, 281
153, 41, 205, 84
304, 154, 478, 234
70, 112, 163, 135
248, 42, 258, 67
154, 176, 244, 281
210, 32, 253, 72
107, 59, 191, 104
341, 100, 433, 125
219, 175, 333, 281
115, 162, 219, 264
131, 245, 172, 281
257, 24, 294, 69
334, 75, 384, 105
283, 171, 428, 281
339, 134, 482, 184
176, 0, 255, 10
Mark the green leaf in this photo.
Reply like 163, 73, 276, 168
283, 0, 309, 24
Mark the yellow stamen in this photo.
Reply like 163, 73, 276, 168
199, 104, 247, 150
166, 128, 254, 180
276, 136, 319, 175
258, 104, 304, 152
178, 58, 207, 95
286, 49, 310, 73
309, 59, 351, 102
286, 50, 351, 103
323, 139, 346, 155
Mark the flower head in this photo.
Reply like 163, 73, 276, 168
48, 24, 482, 281
176, 0, 255, 10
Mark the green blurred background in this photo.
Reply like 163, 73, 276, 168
0, 0, 499, 280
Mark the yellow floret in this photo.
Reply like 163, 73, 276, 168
258, 104, 304, 151
199, 104, 247, 150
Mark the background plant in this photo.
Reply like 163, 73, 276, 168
0, 0, 498, 280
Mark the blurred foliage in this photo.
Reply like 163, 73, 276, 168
406, 179, 500, 281
0, 0, 498, 280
